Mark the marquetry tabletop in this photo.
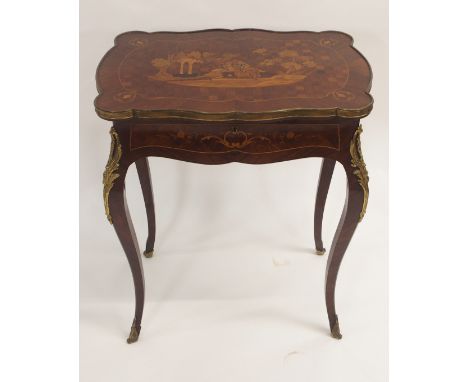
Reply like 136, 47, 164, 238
94, 29, 373, 344
95, 29, 373, 121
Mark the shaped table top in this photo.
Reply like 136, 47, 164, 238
95, 29, 373, 122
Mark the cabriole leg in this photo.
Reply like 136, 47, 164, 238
135, 157, 156, 258
314, 158, 336, 255
103, 128, 145, 344
325, 126, 369, 339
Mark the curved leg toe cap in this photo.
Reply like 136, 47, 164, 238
143, 249, 154, 258
315, 248, 326, 256
331, 318, 342, 339
127, 326, 140, 344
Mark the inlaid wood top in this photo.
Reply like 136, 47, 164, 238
95, 29, 373, 121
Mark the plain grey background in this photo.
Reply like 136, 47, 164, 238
80, 0, 388, 381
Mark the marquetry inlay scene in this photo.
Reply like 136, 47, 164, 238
95, 29, 373, 120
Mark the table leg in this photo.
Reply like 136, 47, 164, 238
136, 158, 156, 258
314, 158, 336, 255
325, 126, 369, 339
103, 128, 145, 344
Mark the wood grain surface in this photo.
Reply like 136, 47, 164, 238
95, 29, 373, 121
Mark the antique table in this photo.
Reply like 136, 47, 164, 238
95, 29, 372, 344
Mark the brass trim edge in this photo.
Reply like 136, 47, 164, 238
95, 102, 373, 122
103, 128, 122, 224
350, 125, 369, 222
97, 108, 133, 120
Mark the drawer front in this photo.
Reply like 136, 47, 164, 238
130, 123, 340, 154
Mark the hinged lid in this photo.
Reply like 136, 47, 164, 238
95, 29, 373, 121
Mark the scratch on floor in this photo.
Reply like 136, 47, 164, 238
283, 350, 301, 364
272, 257, 291, 267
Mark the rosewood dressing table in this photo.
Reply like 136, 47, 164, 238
94, 29, 373, 344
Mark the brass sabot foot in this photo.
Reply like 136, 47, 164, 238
315, 248, 326, 256
331, 316, 342, 339
143, 249, 154, 258
127, 324, 140, 344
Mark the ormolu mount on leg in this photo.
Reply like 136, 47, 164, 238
103, 128, 122, 224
